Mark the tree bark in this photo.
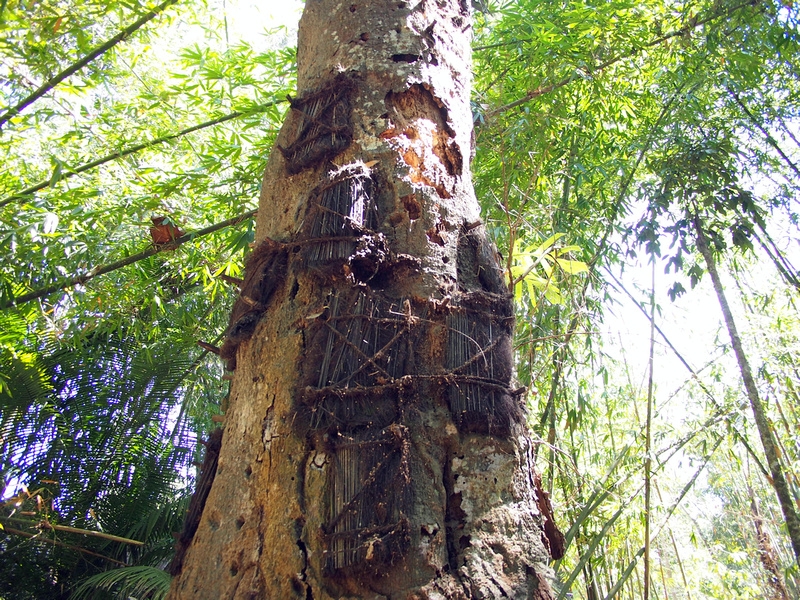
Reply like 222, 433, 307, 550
693, 213, 800, 568
167, 1, 557, 598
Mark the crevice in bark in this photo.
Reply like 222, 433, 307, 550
296, 538, 315, 600
391, 53, 421, 63
168, 427, 223, 576
443, 451, 467, 574
400, 194, 422, 220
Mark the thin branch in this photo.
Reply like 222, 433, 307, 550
1, 527, 128, 566
0, 0, 180, 128
727, 86, 800, 181
0, 209, 257, 310
0, 100, 282, 209
486, 0, 762, 119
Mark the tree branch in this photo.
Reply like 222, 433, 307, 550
0, 0, 180, 129
727, 86, 800, 180
0, 100, 282, 209
486, 0, 762, 119
0, 209, 257, 310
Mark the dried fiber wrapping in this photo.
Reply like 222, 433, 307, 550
444, 291, 521, 435
278, 73, 356, 174
323, 425, 412, 574
301, 164, 386, 281
301, 289, 414, 392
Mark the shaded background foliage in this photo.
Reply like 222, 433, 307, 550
1, 0, 800, 598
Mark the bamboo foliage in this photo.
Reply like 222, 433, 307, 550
1, 0, 800, 596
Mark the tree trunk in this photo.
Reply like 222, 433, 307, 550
167, 1, 558, 598
693, 213, 800, 568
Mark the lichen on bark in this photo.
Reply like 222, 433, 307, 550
167, 2, 558, 598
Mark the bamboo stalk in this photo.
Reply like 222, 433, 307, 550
1, 527, 128, 566
693, 211, 800, 567
37, 521, 144, 545
644, 260, 656, 600
0, 0, 180, 128
0, 209, 257, 309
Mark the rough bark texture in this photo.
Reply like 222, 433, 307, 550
167, 2, 556, 598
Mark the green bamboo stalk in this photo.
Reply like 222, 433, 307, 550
644, 260, 656, 600
0, 100, 281, 209
0, 0, 180, 128
0, 209, 256, 310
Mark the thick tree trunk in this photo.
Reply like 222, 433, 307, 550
167, 2, 557, 598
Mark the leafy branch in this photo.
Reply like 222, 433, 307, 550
486, 0, 762, 118
0, 209, 257, 309
0, 100, 283, 209
0, 0, 180, 129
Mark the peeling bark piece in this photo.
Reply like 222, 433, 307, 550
382, 84, 463, 198
426, 221, 448, 246
219, 239, 288, 370
168, 428, 223, 576
278, 73, 356, 174
534, 472, 566, 560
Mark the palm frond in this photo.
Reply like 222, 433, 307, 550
71, 565, 172, 600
